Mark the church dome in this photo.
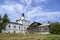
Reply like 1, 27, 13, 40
16, 13, 25, 24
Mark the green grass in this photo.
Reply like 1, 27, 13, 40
0, 33, 60, 40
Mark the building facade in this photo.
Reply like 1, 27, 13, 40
27, 22, 50, 34
2, 13, 50, 34
2, 14, 30, 33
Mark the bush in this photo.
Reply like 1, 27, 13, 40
50, 22, 60, 34
44, 36, 60, 40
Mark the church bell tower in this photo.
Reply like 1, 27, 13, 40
21, 13, 25, 20
22, 13, 24, 17
16, 13, 25, 24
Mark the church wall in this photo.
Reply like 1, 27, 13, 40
1, 13, 50, 34
2, 23, 25, 33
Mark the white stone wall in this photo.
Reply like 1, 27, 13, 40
2, 23, 24, 33
2, 20, 30, 34
2, 14, 31, 34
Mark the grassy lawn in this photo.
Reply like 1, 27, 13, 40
0, 33, 60, 40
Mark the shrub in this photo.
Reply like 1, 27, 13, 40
44, 35, 60, 40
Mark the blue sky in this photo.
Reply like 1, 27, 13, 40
0, 0, 60, 23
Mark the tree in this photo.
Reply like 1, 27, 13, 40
0, 14, 3, 32
0, 14, 10, 32
48, 21, 51, 24
3, 14, 10, 22
50, 22, 60, 34
0, 14, 2, 21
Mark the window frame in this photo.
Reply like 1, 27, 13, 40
14, 26, 16, 28
9, 25, 10, 28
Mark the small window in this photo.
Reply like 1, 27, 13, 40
19, 26, 20, 29
46, 28, 48, 30
14, 26, 16, 28
9, 25, 10, 28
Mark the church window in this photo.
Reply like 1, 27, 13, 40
9, 25, 10, 28
14, 26, 16, 28
46, 28, 48, 30
19, 26, 20, 29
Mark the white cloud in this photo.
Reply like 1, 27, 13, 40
33, 12, 60, 23
20, 0, 32, 5
0, 3, 24, 22
34, 0, 48, 4
26, 6, 43, 20
0, 0, 60, 23
26, 6, 60, 23
0, 4, 24, 14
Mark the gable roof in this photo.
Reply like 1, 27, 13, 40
38, 24, 50, 27
9, 22, 22, 25
29, 22, 42, 27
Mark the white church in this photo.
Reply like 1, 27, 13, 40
2, 13, 50, 34
2, 13, 31, 33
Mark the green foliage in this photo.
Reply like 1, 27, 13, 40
3, 14, 10, 23
0, 15, 2, 21
48, 21, 51, 24
44, 35, 60, 40
0, 33, 60, 40
0, 14, 10, 32
50, 22, 60, 34
0, 15, 3, 32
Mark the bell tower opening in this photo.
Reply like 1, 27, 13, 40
22, 13, 24, 17
21, 13, 25, 20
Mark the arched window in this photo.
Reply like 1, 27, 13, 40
14, 26, 16, 28
46, 28, 48, 30
9, 25, 10, 28
19, 26, 20, 29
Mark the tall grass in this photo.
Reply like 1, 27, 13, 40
0, 33, 60, 40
